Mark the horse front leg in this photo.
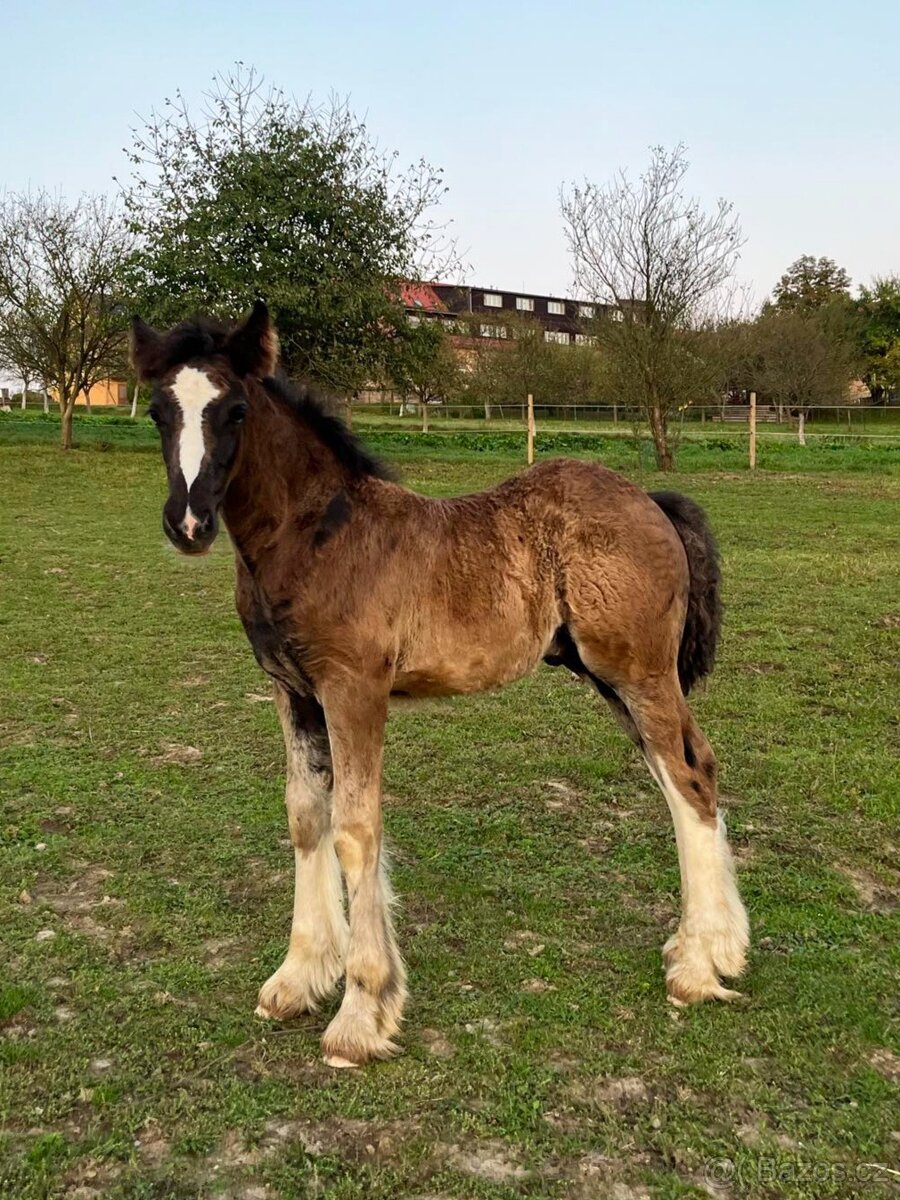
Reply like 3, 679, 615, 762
255, 684, 348, 1020
318, 680, 407, 1067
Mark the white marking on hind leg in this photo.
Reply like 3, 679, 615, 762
654, 758, 749, 1003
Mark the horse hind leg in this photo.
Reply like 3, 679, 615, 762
569, 625, 749, 1005
625, 680, 749, 1003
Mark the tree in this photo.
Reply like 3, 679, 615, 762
122, 65, 455, 393
0, 192, 132, 448
752, 309, 855, 443
771, 255, 851, 313
561, 145, 743, 469
0, 310, 42, 409
460, 312, 556, 418
857, 275, 900, 400
385, 320, 460, 431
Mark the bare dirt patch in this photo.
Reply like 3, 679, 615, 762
542, 778, 583, 812
463, 1016, 505, 1047
838, 864, 898, 914
569, 1074, 652, 1110
205, 1114, 422, 1178
442, 1139, 529, 1183
520, 977, 556, 994
420, 1027, 454, 1058
61, 1158, 123, 1199
154, 742, 203, 765
569, 1155, 652, 1200
869, 1048, 900, 1083
32, 867, 118, 917
201, 937, 244, 971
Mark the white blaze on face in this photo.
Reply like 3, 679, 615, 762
171, 366, 221, 515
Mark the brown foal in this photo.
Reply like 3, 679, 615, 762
133, 302, 749, 1067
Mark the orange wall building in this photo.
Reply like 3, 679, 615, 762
73, 379, 128, 407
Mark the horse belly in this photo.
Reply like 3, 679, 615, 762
392, 613, 552, 698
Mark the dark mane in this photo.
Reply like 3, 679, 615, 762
261, 373, 394, 483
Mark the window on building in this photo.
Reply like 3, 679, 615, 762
574, 333, 596, 346
480, 324, 508, 339
579, 304, 595, 319
547, 300, 565, 315
516, 296, 534, 312
611, 308, 625, 322
483, 292, 503, 307
544, 330, 570, 345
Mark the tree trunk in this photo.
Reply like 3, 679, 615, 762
85, 385, 91, 415
43, 388, 49, 414
61, 403, 74, 450
798, 411, 806, 447
130, 382, 139, 419
421, 397, 429, 433
21, 378, 29, 410
647, 402, 673, 470
484, 399, 492, 421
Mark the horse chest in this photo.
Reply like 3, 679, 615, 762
237, 590, 314, 696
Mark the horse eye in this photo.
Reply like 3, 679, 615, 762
229, 402, 248, 425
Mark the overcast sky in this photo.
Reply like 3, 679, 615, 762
3, 0, 899, 305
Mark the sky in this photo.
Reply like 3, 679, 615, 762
2, 0, 899, 305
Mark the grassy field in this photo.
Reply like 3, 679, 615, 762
1, 429, 898, 1198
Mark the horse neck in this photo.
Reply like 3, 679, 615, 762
221, 383, 345, 568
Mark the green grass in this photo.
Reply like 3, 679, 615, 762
1, 434, 898, 1199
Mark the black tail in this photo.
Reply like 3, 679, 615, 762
649, 491, 722, 696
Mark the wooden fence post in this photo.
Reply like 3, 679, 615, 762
749, 391, 757, 470
526, 393, 535, 465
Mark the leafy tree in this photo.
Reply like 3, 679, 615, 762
460, 312, 556, 417
561, 145, 743, 469
385, 319, 460, 431
553, 342, 606, 413
771, 255, 851, 313
752, 309, 855, 442
0, 192, 132, 448
857, 275, 900, 399
122, 66, 454, 393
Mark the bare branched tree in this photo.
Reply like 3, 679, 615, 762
0, 192, 133, 448
561, 145, 743, 468
0, 310, 42, 409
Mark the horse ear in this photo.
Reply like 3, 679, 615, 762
226, 300, 279, 378
130, 317, 167, 380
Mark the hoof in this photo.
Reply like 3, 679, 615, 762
324, 1055, 361, 1070
256, 952, 343, 1021
664, 929, 746, 1005
321, 1005, 401, 1068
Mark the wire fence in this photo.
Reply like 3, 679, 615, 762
347, 401, 900, 441
3, 400, 899, 463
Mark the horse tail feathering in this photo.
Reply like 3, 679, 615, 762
649, 491, 723, 696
